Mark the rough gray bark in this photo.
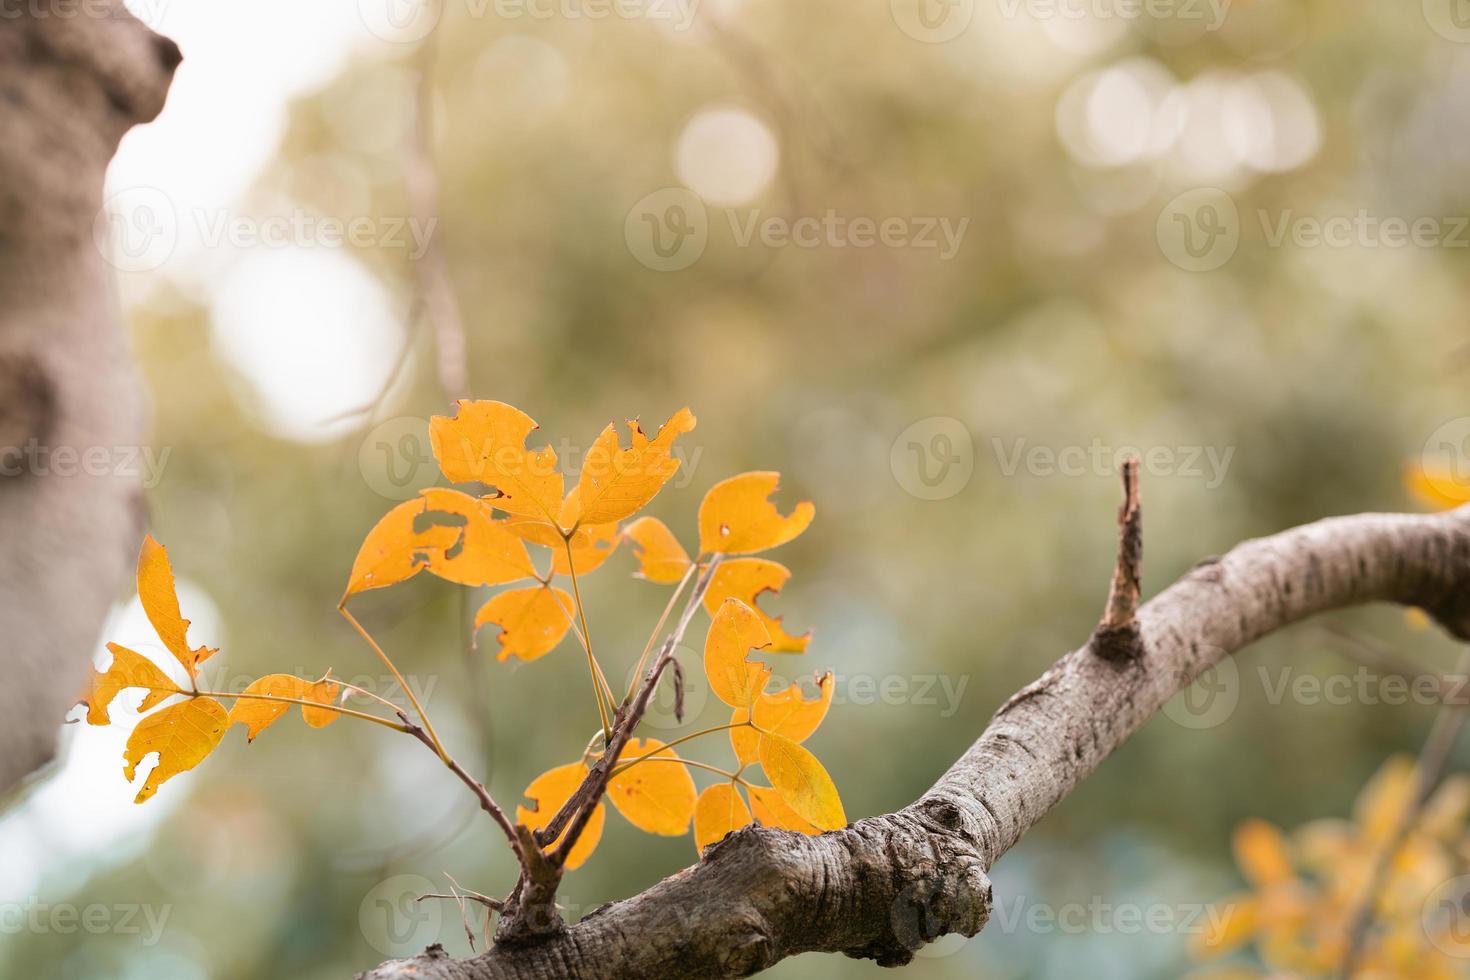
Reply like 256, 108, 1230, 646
0, 6, 179, 795
362, 505, 1470, 979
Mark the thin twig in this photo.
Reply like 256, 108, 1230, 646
1339, 648, 1470, 977
1093, 458, 1143, 661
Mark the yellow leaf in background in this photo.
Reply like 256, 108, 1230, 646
517, 762, 603, 870
474, 585, 576, 662
344, 490, 536, 598
1189, 895, 1260, 959
747, 783, 820, 835
137, 535, 217, 679
758, 733, 845, 831
693, 782, 752, 851
1354, 755, 1415, 844
86, 643, 182, 726
430, 400, 564, 523
123, 697, 229, 804
607, 738, 697, 836
703, 558, 809, 653
731, 673, 834, 766
577, 407, 696, 526
1231, 819, 1294, 888
704, 598, 772, 708
229, 673, 342, 742
698, 472, 814, 556
1420, 774, 1470, 840
1405, 462, 1470, 510
415, 489, 538, 588
622, 517, 693, 584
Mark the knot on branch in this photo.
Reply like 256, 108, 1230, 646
1094, 457, 1144, 662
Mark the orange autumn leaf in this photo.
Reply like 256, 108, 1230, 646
517, 762, 603, 870
608, 738, 698, 836
1405, 462, 1470, 510
552, 519, 620, 576
747, 783, 820, 835
576, 407, 696, 526
731, 673, 834, 766
622, 516, 693, 584
693, 782, 752, 851
137, 535, 217, 679
474, 585, 577, 662
1190, 896, 1260, 959
703, 558, 809, 653
758, 733, 845, 831
698, 472, 814, 556
123, 697, 229, 804
430, 400, 564, 523
229, 673, 342, 742
704, 597, 772, 709
1231, 819, 1294, 888
86, 643, 182, 726
344, 489, 536, 598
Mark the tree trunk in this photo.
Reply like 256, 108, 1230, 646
0, 5, 179, 795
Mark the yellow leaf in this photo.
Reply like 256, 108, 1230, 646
1189, 895, 1260, 959
577, 407, 696, 526
698, 472, 814, 556
123, 697, 229, 804
136, 535, 217, 679
430, 400, 564, 523
1354, 755, 1415, 844
607, 738, 697, 836
747, 783, 820, 835
731, 673, 834, 766
693, 782, 752, 851
517, 762, 603, 870
474, 585, 576, 662
229, 673, 342, 742
1231, 819, 1294, 888
622, 516, 693, 584
345, 490, 536, 598
1405, 462, 1470, 510
546, 489, 620, 576
704, 598, 772, 708
86, 643, 182, 726
703, 558, 809, 653
757, 733, 845, 831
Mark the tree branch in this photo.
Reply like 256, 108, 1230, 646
360, 503, 1470, 979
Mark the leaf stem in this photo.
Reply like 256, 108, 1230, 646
193, 689, 411, 733
337, 604, 448, 760
562, 534, 612, 741
627, 755, 753, 787
625, 559, 700, 702
608, 721, 750, 777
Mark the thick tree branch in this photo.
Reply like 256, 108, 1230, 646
361, 503, 1470, 979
